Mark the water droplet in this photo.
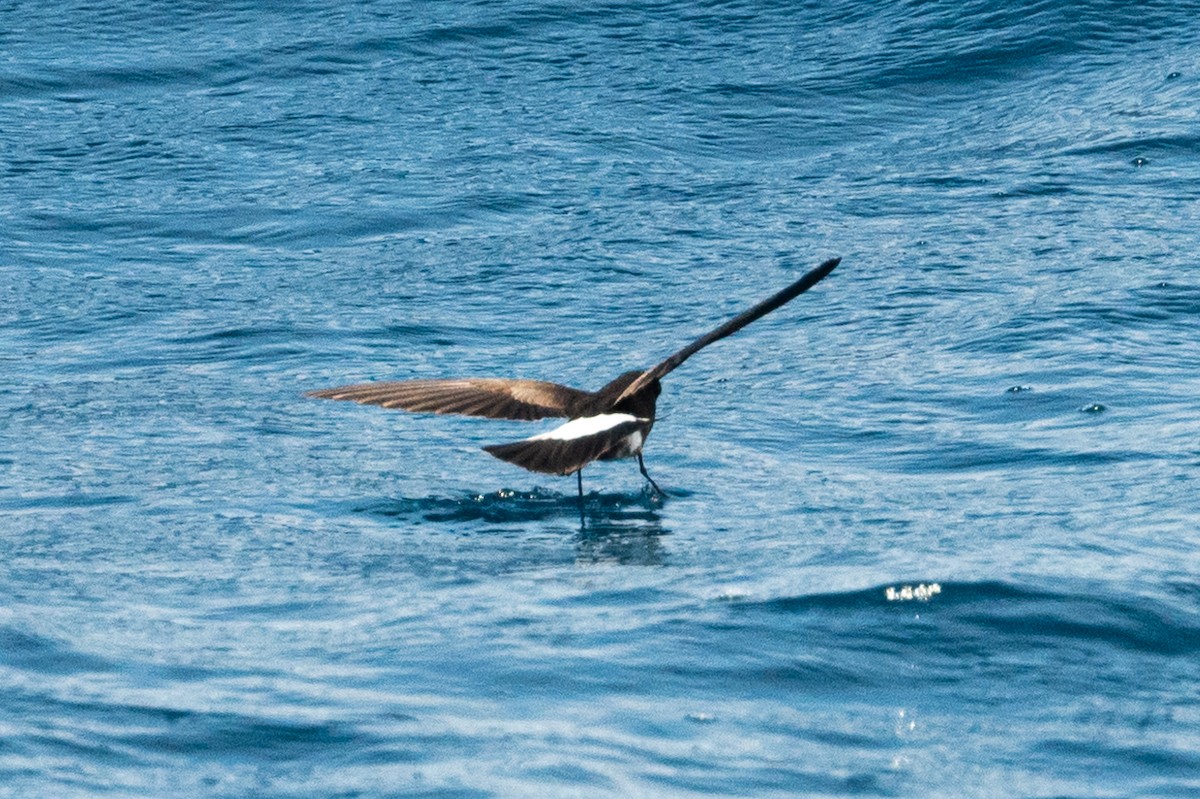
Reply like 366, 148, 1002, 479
1080, 403, 1106, 414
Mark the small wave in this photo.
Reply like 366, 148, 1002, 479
157, 325, 311, 366
0, 493, 136, 515
121, 712, 364, 760
1062, 133, 1200, 158
8, 691, 378, 778
1129, 281, 1200, 319
170, 325, 296, 345
889, 439, 1148, 474
1036, 737, 1200, 777
731, 580, 1200, 657
0, 626, 114, 675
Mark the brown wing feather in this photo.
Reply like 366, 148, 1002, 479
482, 420, 643, 475
306, 378, 587, 421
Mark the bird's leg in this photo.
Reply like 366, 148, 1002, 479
637, 454, 666, 498
576, 469, 585, 527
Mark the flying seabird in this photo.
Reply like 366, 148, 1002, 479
308, 256, 839, 496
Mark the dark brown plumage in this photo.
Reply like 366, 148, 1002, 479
306, 378, 589, 421
308, 257, 840, 492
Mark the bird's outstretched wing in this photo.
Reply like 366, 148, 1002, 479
615, 256, 840, 404
306, 378, 588, 421
483, 414, 645, 475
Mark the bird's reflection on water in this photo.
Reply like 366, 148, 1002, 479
573, 496, 668, 566
573, 518, 666, 566
358, 487, 673, 566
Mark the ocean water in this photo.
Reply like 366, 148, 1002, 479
3, 0, 1200, 796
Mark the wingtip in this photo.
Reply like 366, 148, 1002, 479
806, 256, 841, 286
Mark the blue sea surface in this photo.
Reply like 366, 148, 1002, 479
3, 1, 1200, 796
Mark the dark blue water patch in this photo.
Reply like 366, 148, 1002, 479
944, 583, 1200, 657
947, 287, 1200, 358
326, 320, 523, 352
1061, 133, 1200, 158
1035, 737, 1200, 778
7, 691, 381, 774
1130, 280, 1200, 319
521, 761, 617, 792
0, 626, 115, 675
1055, 294, 1200, 330
991, 179, 1077, 199
198, 598, 348, 623
1163, 580, 1200, 605
172, 326, 300, 345
123, 713, 364, 762
418, 21, 524, 48
1024, 734, 1200, 799
644, 762, 896, 798
0, 492, 137, 514
890, 439, 1145, 473
156, 329, 312, 367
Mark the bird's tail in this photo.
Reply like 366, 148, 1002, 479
484, 415, 646, 475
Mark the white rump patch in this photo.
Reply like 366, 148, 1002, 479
530, 413, 640, 442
